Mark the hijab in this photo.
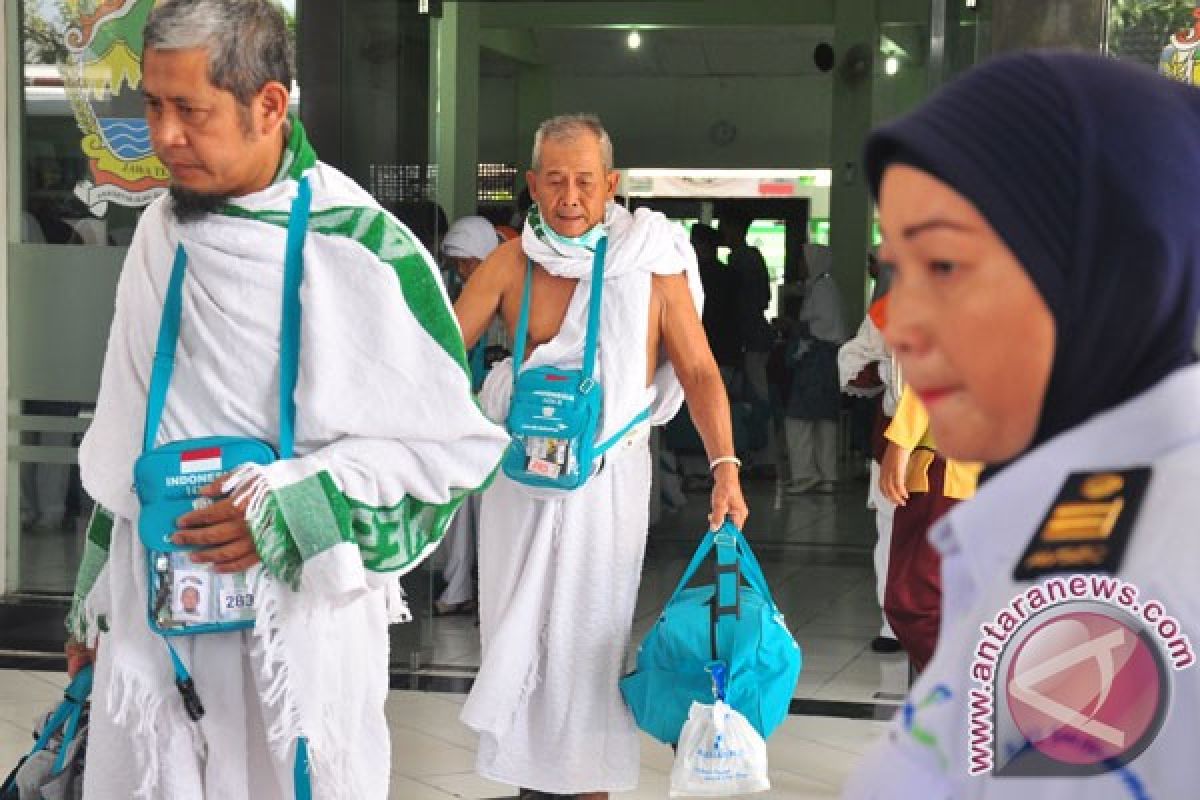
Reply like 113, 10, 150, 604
865, 51, 1200, 454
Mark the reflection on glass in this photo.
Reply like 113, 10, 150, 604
18, 402, 92, 593
21, 0, 167, 245
1108, 0, 1200, 68
1155, 4, 1200, 85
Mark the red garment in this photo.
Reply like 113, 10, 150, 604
883, 452, 957, 672
868, 294, 888, 330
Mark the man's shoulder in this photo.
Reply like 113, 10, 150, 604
462, 238, 523, 298
124, 192, 173, 259
309, 160, 379, 211
485, 237, 528, 275
302, 164, 436, 264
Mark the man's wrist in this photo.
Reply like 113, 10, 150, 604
709, 455, 742, 473
712, 461, 741, 481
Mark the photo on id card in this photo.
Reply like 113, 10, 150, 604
170, 567, 212, 623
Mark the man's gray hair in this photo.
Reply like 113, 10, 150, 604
143, 0, 293, 106
531, 114, 614, 172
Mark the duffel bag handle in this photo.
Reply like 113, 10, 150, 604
25, 664, 93, 777
729, 525, 782, 614
665, 527, 722, 603
665, 521, 782, 616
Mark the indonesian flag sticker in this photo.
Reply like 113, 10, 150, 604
180, 447, 222, 475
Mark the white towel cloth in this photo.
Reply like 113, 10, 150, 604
75, 150, 508, 799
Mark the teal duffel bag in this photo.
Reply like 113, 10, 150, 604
620, 521, 802, 745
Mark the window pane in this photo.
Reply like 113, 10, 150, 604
1108, 0, 1200, 82
21, 0, 168, 246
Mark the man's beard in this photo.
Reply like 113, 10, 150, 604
169, 185, 232, 223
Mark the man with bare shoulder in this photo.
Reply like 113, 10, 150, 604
457, 114, 749, 800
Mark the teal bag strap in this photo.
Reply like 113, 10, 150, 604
580, 235, 608, 385
294, 737, 313, 800
136, 178, 314, 794
468, 339, 488, 392
593, 405, 651, 457
142, 245, 189, 452
663, 525, 725, 605
510, 236, 608, 384
510, 259, 535, 376
660, 522, 781, 664
730, 524, 782, 612
278, 175, 312, 459
31, 665, 92, 776
712, 530, 740, 662
141, 177, 311, 457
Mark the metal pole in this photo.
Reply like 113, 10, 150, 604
929, 0, 948, 90
1, 0, 13, 595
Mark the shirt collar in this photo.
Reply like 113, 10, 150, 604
933, 363, 1200, 578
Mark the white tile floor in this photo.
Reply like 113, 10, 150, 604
6, 471, 907, 797
0, 668, 889, 799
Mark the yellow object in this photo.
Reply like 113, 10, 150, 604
1080, 473, 1124, 501
884, 387, 980, 500
1039, 498, 1124, 542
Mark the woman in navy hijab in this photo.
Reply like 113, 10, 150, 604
845, 51, 1200, 798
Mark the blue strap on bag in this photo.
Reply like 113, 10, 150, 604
131, 178, 314, 798
501, 237, 650, 491
0, 665, 93, 799
620, 521, 803, 745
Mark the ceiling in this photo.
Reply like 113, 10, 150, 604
480, 24, 930, 79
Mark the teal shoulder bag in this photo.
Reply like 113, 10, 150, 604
620, 521, 803, 744
135, 176, 310, 640
501, 236, 649, 491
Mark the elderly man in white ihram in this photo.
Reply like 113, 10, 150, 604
454, 113, 749, 799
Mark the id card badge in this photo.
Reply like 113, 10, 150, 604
526, 435, 571, 479
150, 552, 258, 633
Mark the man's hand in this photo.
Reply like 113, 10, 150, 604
880, 442, 911, 507
709, 463, 749, 531
65, 638, 94, 678
173, 475, 261, 573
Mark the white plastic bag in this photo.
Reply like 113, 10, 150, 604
669, 700, 770, 797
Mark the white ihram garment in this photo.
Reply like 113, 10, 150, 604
460, 205, 702, 793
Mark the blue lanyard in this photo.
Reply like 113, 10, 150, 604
142, 177, 312, 458
469, 339, 488, 392
511, 235, 608, 384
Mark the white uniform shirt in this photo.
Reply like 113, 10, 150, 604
845, 364, 1200, 799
